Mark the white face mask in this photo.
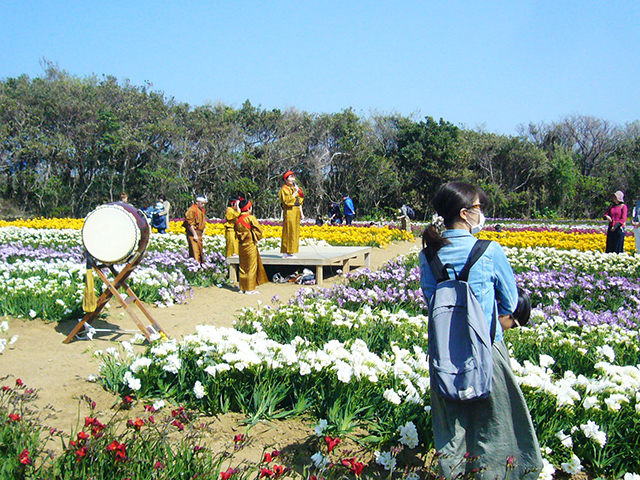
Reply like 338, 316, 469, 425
466, 210, 486, 234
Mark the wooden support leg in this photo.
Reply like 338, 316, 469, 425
364, 251, 371, 267
342, 258, 351, 274
229, 264, 238, 283
315, 265, 324, 286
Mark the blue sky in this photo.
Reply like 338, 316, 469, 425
1, 0, 638, 134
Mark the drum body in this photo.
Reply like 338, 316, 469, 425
82, 202, 150, 265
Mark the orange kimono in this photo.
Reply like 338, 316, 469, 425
279, 184, 304, 254
184, 204, 206, 263
224, 207, 240, 257
234, 213, 269, 291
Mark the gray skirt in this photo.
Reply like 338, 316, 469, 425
431, 340, 543, 479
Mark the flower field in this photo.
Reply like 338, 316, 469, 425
2, 219, 640, 478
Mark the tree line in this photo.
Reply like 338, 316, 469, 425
2, 62, 640, 221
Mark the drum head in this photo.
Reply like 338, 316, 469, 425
83, 204, 142, 264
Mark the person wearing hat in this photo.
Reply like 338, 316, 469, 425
234, 199, 269, 294
184, 195, 208, 263
224, 195, 241, 258
604, 190, 627, 254
279, 170, 304, 258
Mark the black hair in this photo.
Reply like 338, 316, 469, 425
422, 181, 490, 255
159, 194, 165, 201
238, 198, 250, 211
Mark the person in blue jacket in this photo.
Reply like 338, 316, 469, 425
342, 194, 355, 225
419, 181, 542, 479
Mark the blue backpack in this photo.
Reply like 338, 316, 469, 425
425, 240, 496, 402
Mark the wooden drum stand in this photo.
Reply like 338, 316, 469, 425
64, 202, 167, 344
63, 256, 167, 343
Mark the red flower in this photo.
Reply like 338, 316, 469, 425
15, 378, 24, 387
127, 418, 145, 431
1, 386, 11, 392
194, 445, 204, 452
342, 457, 365, 476
76, 447, 88, 462
220, 467, 238, 479
171, 419, 184, 430
106, 440, 127, 462
171, 406, 186, 418
260, 467, 274, 478
19, 448, 32, 465
154, 461, 165, 470
233, 434, 246, 443
25, 388, 34, 395
144, 404, 156, 412
8, 413, 21, 422
271, 449, 281, 458
77, 431, 89, 441
324, 436, 341, 453
148, 415, 155, 424
272, 465, 286, 477
263, 452, 273, 463
121, 395, 133, 408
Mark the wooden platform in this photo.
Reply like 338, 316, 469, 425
226, 245, 372, 286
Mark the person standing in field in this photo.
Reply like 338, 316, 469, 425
632, 198, 640, 253
184, 195, 207, 263
158, 194, 171, 229
419, 181, 543, 479
342, 194, 355, 225
604, 190, 627, 254
279, 170, 304, 258
234, 199, 268, 294
224, 195, 241, 258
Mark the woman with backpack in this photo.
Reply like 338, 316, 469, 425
419, 181, 542, 479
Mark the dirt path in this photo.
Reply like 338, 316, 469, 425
0, 237, 421, 456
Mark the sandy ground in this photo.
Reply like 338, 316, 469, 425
0, 237, 422, 461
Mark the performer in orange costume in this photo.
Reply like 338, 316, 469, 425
279, 170, 304, 258
184, 195, 207, 263
224, 195, 241, 258
234, 199, 268, 294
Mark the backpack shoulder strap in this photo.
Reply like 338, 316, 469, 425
423, 248, 451, 283
458, 240, 491, 282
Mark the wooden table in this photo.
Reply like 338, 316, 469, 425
226, 245, 373, 286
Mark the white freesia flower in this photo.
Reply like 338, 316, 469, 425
9, 335, 18, 345
398, 421, 419, 448
556, 430, 573, 448
153, 399, 165, 411
130, 357, 153, 374
580, 420, 607, 447
538, 458, 555, 480
596, 345, 615, 362
374, 450, 397, 471
311, 451, 329, 469
0, 320, 8, 332
583, 395, 599, 410
193, 381, 206, 399
123, 371, 141, 391
383, 389, 401, 405
163, 353, 182, 374
561, 454, 582, 474
539, 354, 555, 368
29, 309, 37, 318
624, 473, 640, 480
314, 419, 328, 436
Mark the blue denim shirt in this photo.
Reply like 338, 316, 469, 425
419, 229, 518, 342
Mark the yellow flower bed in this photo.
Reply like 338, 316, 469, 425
476, 230, 635, 253
167, 221, 413, 248
1, 218, 414, 248
0, 218, 85, 230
